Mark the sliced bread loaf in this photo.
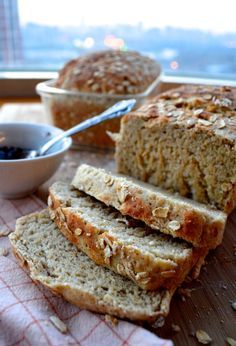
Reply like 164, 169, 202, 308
114, 85, 236, 213
72, 164, 226, 248
48, 181, 207, 291
9, 209, 173, 323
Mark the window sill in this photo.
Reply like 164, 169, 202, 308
1, 71, 236, 98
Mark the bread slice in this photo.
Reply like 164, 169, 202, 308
9, 209, 174, 323
48, 181, 207, 291
114, 84, 236, 214
72, 164, 226, 248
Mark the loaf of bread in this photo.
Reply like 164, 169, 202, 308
72, 164, 226, 248
56, 50, 161, 95
9, 209, 174, 323
48, 181, 207, 291
115, 85, 236, 213
51, 50, 161, 148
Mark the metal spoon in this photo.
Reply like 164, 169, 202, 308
28, 99, 136, 158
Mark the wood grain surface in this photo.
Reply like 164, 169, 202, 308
1, 103, 235, 346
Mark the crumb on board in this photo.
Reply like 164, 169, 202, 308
0, 247, 9, 256
231, 301, 236, 311
195, 329, 212, 344
171, 323, 181, 333
151, 316, 165, 328
49, 315, 67, 334
178, 287, 193, 301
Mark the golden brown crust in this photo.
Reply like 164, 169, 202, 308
72, 165, 226, 248
49, 188, 207, 291
55, 50, 161, 95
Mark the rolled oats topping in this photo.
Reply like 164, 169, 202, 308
186, 118, 197, 128
56, 50, 161, 95
152, 207, 169, 218
193, 109, 204, 116
216, 119, 226, 129
168, 220, 181, 231
197, 119, 212, 127
75, 228, 83, 236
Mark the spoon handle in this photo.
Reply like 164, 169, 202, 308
39, 99, 136, 156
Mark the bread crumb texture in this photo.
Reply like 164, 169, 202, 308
116, 85, 236, 213
9, 209, 174, 322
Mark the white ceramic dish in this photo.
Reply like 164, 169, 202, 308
0, 122, 72, 199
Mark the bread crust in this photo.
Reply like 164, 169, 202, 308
72, 164, 226, 248
49, 184, 207, 291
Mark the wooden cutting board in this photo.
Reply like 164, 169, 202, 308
1, 103, 236, 345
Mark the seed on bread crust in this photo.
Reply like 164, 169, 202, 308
75, 228, 83, 236
168, 220, 181, 231
152, 207, 169, 218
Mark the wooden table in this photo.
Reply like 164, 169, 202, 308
1, 103, 236, 345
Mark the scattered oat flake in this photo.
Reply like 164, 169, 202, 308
49, 315, 67, 334
196, 330, 212, 344
171, 323, 181, 332
226, 337, 236, 346
231, 301, 236, 310
105, 314, 119, 327
178, 287, 193, 298
0, 247, 9, 256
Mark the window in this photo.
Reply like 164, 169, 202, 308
1, 0, 236, 82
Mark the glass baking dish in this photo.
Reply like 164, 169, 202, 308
36, 76, 161, 149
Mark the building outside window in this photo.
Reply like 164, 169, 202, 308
0, 0, 236, 82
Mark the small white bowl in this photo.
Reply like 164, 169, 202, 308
0, 122, 72, 199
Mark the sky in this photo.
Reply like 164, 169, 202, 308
18, 0, 236, 34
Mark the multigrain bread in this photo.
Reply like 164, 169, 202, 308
56, 50, 161, 95
51, 50, 161, 148
115, 84, 236, 213
9, 210, 173, 323
48, 181, 208, 291
72, 164, 226, 248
